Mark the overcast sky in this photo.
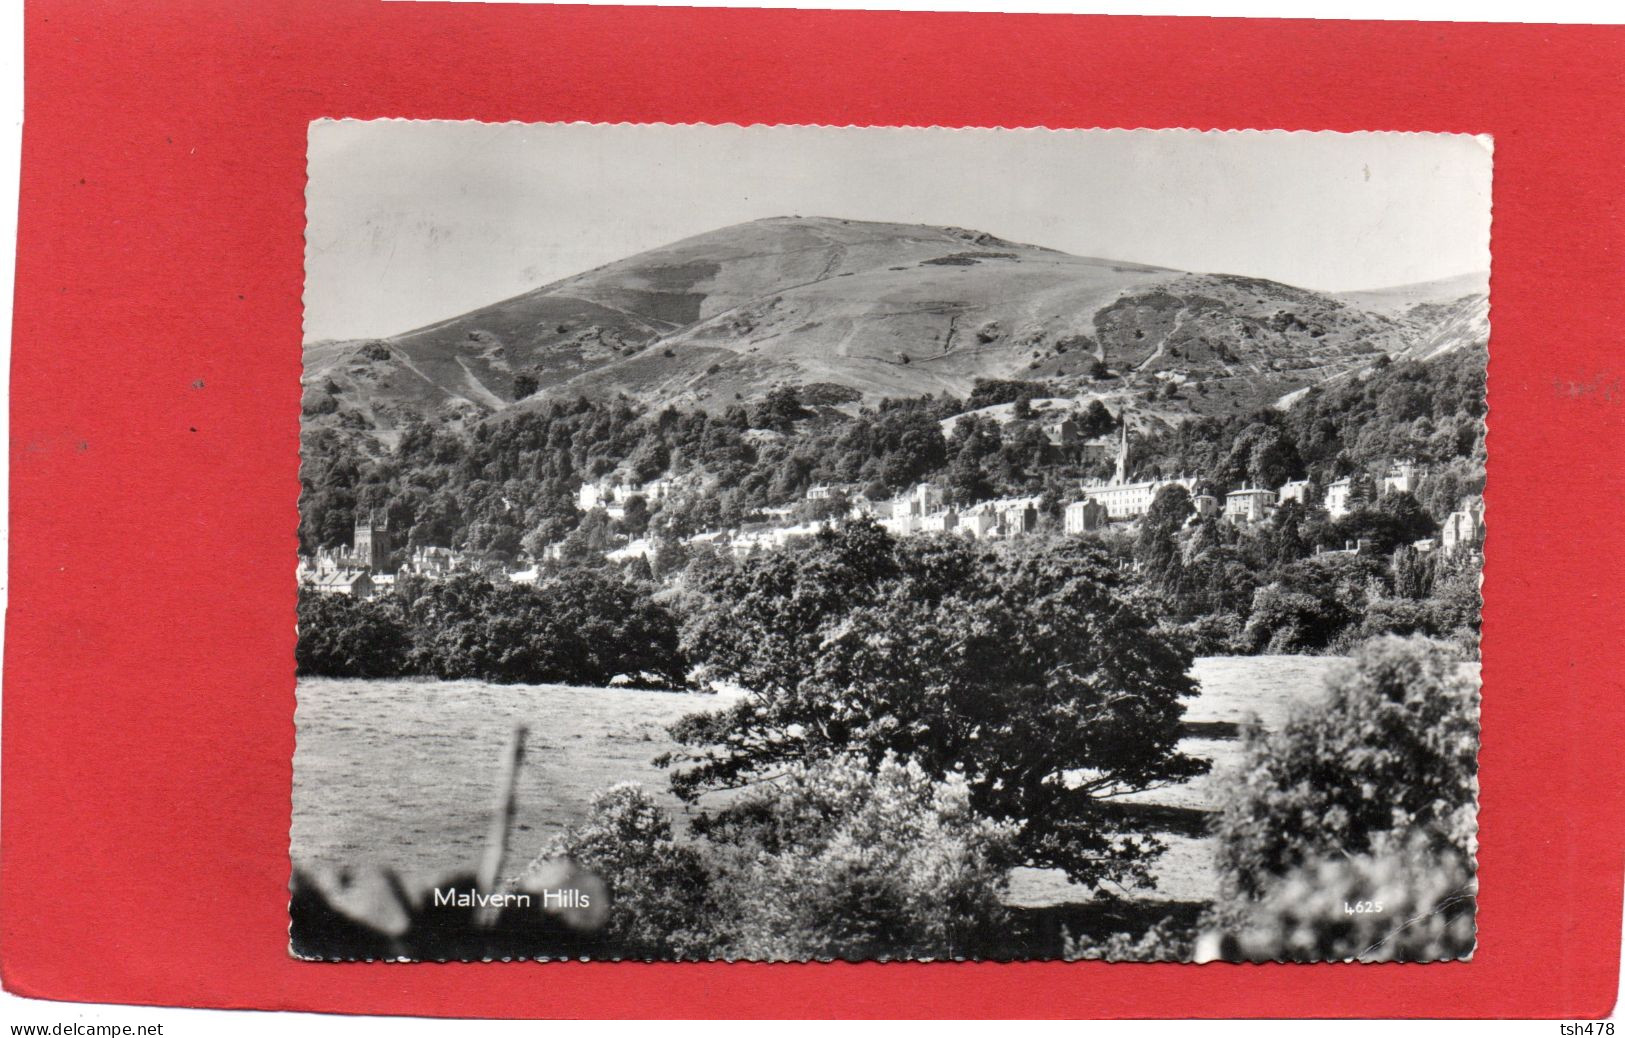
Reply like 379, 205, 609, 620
304, 122, 1492, 342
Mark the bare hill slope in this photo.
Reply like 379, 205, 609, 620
303, 217, 1489, 439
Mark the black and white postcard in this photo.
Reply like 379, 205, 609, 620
291, 123, 1486, 963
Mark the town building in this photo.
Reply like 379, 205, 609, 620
306, 568, 375, 599
353, 511, 391, 572
1075, 419, 1193, 519
1382, 460, 1425, 496
1324, 474, 1376, 519
806, 482, 859, 501
1064, 498, 1109, 534
578, 476, 682, 513
958, 510, 999, 540
399, 545, 463, 579
879, 514, 921, 537
1276, 479, 1314, 506
1192, 493, 1220, 518
1041, 415, 1079, 447
1440, 497, 1485, 556
891, 482, 945, 520
1224, 487, 1277, 524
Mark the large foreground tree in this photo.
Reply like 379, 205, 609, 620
667, 520, 1207, 888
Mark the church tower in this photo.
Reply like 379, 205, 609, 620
353, 510, 391, 572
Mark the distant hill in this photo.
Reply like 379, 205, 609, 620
303, 216, 1489, 443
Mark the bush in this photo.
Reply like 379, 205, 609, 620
1212, 635, 1479, 898
529, 754, 1017, 961
701, 753, 1018, 960
671, 520, 1205, 888
525, 784, 716, 959
1176, 611, 1244, 655
1063, 914, 1198, 962
1239, 554, 1389, 654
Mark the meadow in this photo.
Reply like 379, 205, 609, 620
292, 655, 1345, 912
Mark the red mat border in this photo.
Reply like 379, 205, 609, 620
4, 0, 1623, 1019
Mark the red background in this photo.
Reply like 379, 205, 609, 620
4, 0, 1623, 1018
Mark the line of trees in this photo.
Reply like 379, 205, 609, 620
296, 570, 685, 688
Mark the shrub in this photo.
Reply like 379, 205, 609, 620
1176, 611, 1244, 655
1212, 635, 1479, 898
529, 755, 1017, 961
1063, 914, 1198, 962
525, 784, 716, 959
1239, 554, 1389, 654
700, 753, 1018, 961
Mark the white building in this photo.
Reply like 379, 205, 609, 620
305, 569, 375, 600
1440, 498, 1485, 555
1325, 478, 1354, 518
606, 538, 654, 562
892, 482, 946, 520
1277, 479, 1314, 506
1382, 460, 1424, 496
1064, 498, 1108, 534
1077, 411, 1196, 519
807, 482, 859, 501
958, 510, 999, 540
1224, 487, 1277, 524
1082, 477, 1198, 520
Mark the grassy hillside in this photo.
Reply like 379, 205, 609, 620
302, 216, 1489, 441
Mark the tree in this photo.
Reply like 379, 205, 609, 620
618, 494, 651, 536
296, 589, 410, 678
512, 373, 540, 400
402, 571, 686, 687
1135, 484, 1193, 600
1239, 553, 1387, 654
1330, 490, 1437, 557
1080, 400, 1115, 438
1212, 635, 1479, 897
669, 520, 1206, 888
945, 455, 995, 506
750, 386, 808, 433
530, 754, 1017, 961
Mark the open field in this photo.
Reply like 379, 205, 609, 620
292, 655, 1346, 909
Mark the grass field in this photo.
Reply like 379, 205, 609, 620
292, 655, 1345, 915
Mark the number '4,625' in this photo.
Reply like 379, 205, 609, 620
1342, 900, 1383, 915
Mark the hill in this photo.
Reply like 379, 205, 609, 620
302, 217, 1489, 442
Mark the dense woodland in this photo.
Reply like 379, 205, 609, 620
299, 345, 1484, 681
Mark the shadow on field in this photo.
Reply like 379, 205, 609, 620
1181, 719, 1242, 739
1094, 801, 1215, 839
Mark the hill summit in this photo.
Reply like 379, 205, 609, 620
302, 216, 1488, 440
